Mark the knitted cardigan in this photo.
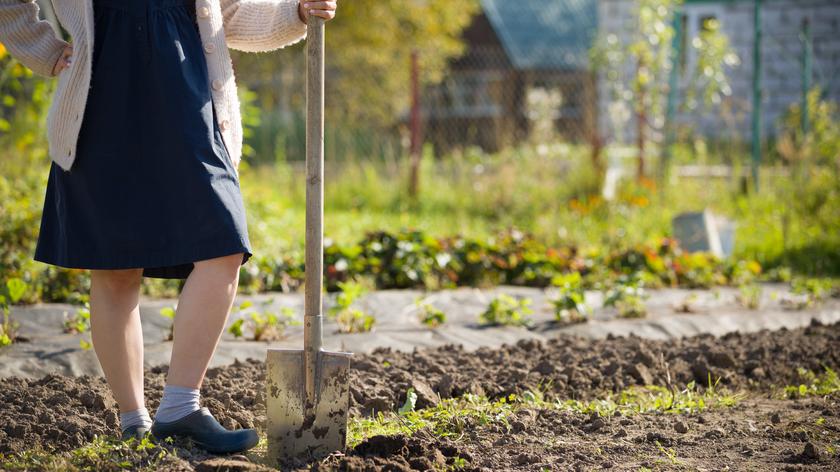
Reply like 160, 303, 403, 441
0, 0, 308, 172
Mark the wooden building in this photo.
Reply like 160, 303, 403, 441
423, 0, 598, 154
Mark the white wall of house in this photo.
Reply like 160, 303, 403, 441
597, 0, 840, 143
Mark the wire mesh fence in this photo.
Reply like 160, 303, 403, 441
21, 0, 840, 167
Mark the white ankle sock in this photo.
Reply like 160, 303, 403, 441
120, 407, 153, 432
154, 385, 201, 423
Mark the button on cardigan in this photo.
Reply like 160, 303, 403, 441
0, 0, 308, 172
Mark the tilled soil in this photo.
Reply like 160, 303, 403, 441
1, 320, 839, 470
324, 396, 840, 472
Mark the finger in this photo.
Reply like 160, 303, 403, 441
310, 10, 336, 19
304, 2, 337, 11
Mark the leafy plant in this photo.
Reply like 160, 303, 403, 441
791, 277, 833, 305
227, 299, 300, 341
334, 308, 376, 334
63, 304, 91, 334
63, 303, 93, 350
399, 387, 418, 415
0, 278, 26, 346
478, 294, 533, 327
159, 305, 176, 341
604, 274, 649, 318
328, 281, 376, 333
736, 283, 762, 310
415, 298, 446, 328
783, 367, 840, 399
549, 272, 589, 324
673, 293, 699, 313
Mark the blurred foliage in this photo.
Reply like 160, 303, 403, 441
0, 46, 53, 159
232, 0, 479, 133
771, 88, 840, 272
591, 0, 738, 148
2, 132, 839, 304
778, 87, 840, 170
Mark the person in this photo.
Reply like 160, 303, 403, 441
0, 0, 337, 454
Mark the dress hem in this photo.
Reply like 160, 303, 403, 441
33, 240, 253, 280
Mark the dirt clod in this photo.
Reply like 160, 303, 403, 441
803, 442, 820, 461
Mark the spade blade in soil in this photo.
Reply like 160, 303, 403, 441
265, 348, 352, 463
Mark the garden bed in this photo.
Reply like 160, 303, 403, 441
1, 320, 839, 470
3, 284, 839, 379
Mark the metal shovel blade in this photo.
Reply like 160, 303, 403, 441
266, 348, 351, 462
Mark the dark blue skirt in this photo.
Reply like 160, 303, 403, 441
34, 0, 252, 279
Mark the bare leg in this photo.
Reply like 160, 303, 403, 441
89, 268, 145, 413
166, 253, 243, 389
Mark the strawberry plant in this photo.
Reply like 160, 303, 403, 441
334, 308, 376, 333
228, 299, 300, 341
549, 272, 589, 324
159, 305, 176, 341
63, 303, 93, 349
328, 281, 376, 333
791, 277, 833, 306
414, 298, 446, 328
63, 304, 91, 334
604, 274, 649, 318
737, 284, 762, 310
674, 293, 699, 313
478, 294, 533, 327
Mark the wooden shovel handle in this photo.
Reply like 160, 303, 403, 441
304, 17, 325, 402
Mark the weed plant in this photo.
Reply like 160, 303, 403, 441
783, 367, 840, 399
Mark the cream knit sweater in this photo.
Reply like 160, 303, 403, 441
0, 0, 308, 172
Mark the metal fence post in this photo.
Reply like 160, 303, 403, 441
662, 9, 684, 181
801, 17, 812, 136
750, 0, 762, 192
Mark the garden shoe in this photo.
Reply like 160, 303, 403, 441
150, 407, 259, 454
121, 424, 150, 441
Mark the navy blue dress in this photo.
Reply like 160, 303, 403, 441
34, 0, 252, 279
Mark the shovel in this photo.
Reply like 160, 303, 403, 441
265, 16, 352, 463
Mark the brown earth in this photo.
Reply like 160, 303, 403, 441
1, 320, 839, 470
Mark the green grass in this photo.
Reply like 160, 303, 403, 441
783, 367, 840, 399
0, 380, 744, 470
3, 140, 840, 303
237, 146, 840, 277
348, 381, 742, 448
0, 435, 174, 472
